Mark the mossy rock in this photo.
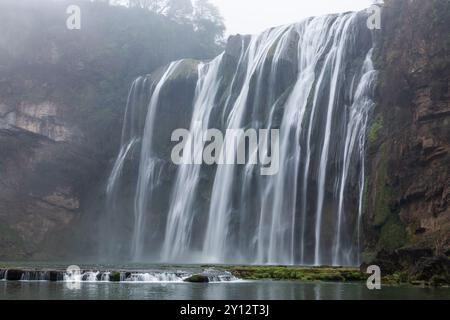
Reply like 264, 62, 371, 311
109, 272, 121, 282
430, 275, 449, 287
378, 215, 407, 251
383, 272, 409, 285
368, 114, 384, 144
373, 157, 391, 227
361, 250, 377, 265
227, 266, 365, 282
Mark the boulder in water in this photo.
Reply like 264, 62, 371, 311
5, 269, 24, 281
184, 274, 209, 283
109, 272, 121, 282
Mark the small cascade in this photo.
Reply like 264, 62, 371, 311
20, 271, 50, 281
201, 268, 240, 282
0, 268, 241, 283
124, 272, 187, 282
0, 269, 63, 281
60, 270, 107, 282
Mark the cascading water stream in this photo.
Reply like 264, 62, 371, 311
104, 10, 377, 266
203, 26, 293, 263
0, 268, 238, 283
132, 61, 185, 260
161, 54, 224, 261
103, 76, 151, 259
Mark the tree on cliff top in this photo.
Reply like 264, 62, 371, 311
192, 0, 225, 44
109, 0, 225, 44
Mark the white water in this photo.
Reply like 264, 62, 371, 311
161, 55, 224, 262
131, 61, 185, 260
105, 11, 377, 266
0, 269, 239, 283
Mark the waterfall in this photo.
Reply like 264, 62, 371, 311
104, 10, 376, 266
103, 75, 153, 259
132, 61, 186, 260
161, 55, 224, 262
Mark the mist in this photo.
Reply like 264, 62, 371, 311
211, 0, 376, 34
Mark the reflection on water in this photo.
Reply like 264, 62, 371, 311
1, 281, 449, 300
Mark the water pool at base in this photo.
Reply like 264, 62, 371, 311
1, 280, 449, 300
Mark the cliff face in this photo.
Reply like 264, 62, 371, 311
364, 0, 450, 263
0, 127, 100, 259
0, 0, 218, 260
0, 101, 80, 142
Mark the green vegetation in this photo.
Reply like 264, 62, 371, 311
221, 266, 366, 282
109, 272, 121, 282
382, 272, 409, 285
430, 275, 449, 287
123, 0, 226, 45
361, 250, 377, 265
371, 147, 407, 251
372, 157, 390, 227
383, 273, 449, 287
378, 215, 407, 251
184, 274, 209, 283
368, 114, 384, 144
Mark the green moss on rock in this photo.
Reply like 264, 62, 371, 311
368, 114, 384, 144
225, 266, 366, 282
430, 275, 448, 287
184, 274, 209, 283
373, 157, 391, 227
382, 271, 409, 285
361, 250, 377, 265
378, 215, 407, 251
109, 272, 121, 282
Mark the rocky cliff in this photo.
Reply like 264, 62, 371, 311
363, 0, 450, 276
0, 0, 218, 259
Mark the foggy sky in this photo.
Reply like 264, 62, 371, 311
210, 0, 376, 35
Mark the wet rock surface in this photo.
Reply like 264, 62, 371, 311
364, 0, 450, 272
184, 275, 210, 283
361, 248, 450, 286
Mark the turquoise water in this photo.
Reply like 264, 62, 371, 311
1, 280, 450, 300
